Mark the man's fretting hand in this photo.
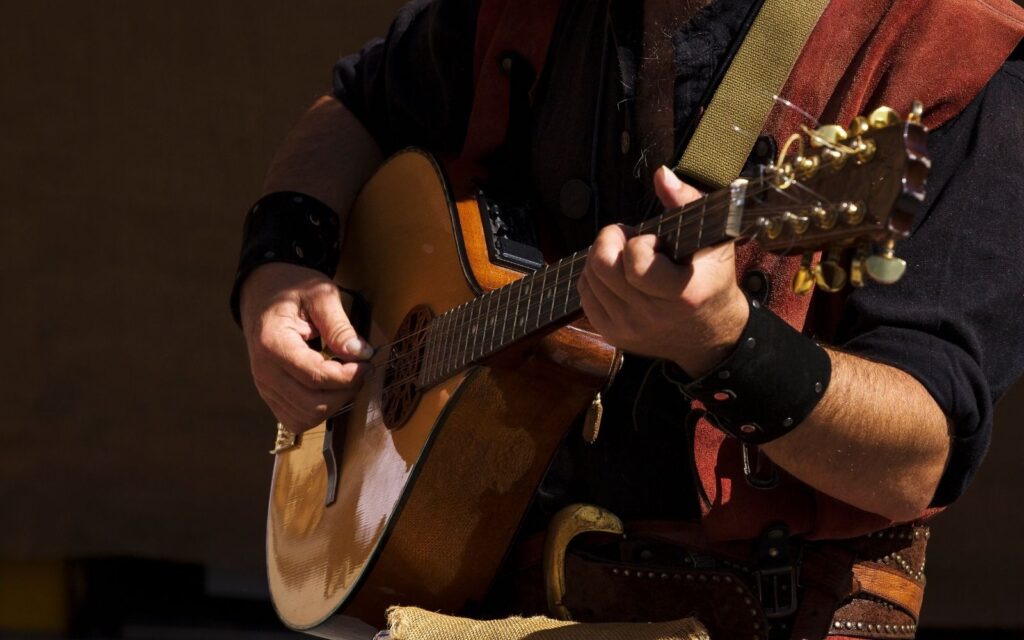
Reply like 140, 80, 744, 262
240, 263, 372, 433
577, 167, 749, 377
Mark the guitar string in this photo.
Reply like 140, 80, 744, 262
365, 195, 830, 379
361, 206, 779, 397
352, 189, 834, 386
359, 215, 780, 404
339, 174, 834, 380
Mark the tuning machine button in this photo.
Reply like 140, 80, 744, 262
810, 124, 849, 148
849, 116, 871, 137
792, 251, 817, 296
868, 106, 901, 129
850, 244, 869, 288
865, 238, 907, 284
815, 248, 847, 293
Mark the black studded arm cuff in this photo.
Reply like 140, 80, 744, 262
229, 191, 341, 326
664, 298, 832, 445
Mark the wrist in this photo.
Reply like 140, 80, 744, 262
670, 286, 750, 378
229, 191, 341, 326
664, 297, 832, 445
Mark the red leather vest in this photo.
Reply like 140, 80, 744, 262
463, 0, 1024, 540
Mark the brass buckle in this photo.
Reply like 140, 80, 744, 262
542, 504, 624, 620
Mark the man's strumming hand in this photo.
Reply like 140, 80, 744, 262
240, 263, 372, 433
577, 166, 749, 377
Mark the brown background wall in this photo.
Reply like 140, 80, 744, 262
1, 0, 1022, 630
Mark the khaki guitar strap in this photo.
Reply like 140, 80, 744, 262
675, 0, 832, 189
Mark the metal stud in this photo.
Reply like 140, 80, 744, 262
834, 621, 843, 629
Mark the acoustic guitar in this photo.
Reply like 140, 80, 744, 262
266, 106, 929, 638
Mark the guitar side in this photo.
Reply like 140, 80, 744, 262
266, 150, 618, 635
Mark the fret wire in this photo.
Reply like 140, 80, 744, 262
695, 197, 706, 255
563, 255, 577, 314
450, 304, 465, 372
469, 295, 481, 363
500, 283, 512, 345
422, 322, 435, 385
489, 290, 500, 353
523, 272, 535, 339
511, 277, 524, 339
673, 202, 685, 258
439, 310, 452, 381
479, 290, 490, 359
537, 265, 549, 330
549, 261, 561, 321
462, 302, 475, 367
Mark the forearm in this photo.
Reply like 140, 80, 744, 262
761, 349, 952, 523
262, 95, 383, 216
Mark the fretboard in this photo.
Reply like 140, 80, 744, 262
416, 186, 741, 389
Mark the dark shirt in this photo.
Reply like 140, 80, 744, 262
324, 0, 1024, 510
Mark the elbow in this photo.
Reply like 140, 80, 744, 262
875, 436, 951, 523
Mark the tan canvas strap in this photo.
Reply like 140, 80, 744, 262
675, 0, 831, 188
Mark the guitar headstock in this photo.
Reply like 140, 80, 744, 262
739, 103, 930, 294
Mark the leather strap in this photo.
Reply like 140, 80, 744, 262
851, 562, 925, 622
675, 0, 831, 188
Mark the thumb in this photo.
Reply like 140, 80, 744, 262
305, 285, 374, 360
653, 166, 703, 209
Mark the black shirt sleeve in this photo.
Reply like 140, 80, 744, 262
332, 0, 481, 155
832, 60, 1024, 507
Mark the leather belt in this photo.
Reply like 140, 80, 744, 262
533, 508, 929, 640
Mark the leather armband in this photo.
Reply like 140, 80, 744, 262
664, 298, 831, 444
229, 191, 341, 326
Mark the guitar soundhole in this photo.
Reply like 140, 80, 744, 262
381, 305, 432, 429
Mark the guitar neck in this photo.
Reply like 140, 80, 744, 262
417, 184, 746, 388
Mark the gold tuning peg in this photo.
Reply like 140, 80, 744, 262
868, 106, 901, 129
850, 244, 869, 288
865, 238, 907, 284
815, 248, 848, 293
849, 116, 871, 137
792, 251, 817, 296
809, 124, 849, 148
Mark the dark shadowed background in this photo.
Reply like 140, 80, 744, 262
1, 1, 1022, 637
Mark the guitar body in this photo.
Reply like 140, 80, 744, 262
267, 149, 619, 636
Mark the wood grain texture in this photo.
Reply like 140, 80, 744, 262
267, 150, 618, 634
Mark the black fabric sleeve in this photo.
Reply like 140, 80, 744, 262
332, 0, 481, 155
831, 60, 1024, 507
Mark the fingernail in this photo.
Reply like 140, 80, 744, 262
345, 337, 374, 360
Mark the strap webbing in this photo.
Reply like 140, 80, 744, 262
675, 0, 831, 189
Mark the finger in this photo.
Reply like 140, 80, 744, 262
586, 225, 635, 301
265, 366, 356, 428
577, 272, 614, 331
623, 234, 695, 300
263, 328, 368, 390
304, 282, 374, 361
581, 264, 633, 324
653, 166, 703, 210
259, 384, 316, 433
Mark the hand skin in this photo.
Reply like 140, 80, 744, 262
578, 166, 952, 523
244, 97, 952, 521
240, 96, 382, 433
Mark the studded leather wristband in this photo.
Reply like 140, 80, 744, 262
229, 191, 341, 326
664, 297, 832, 445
